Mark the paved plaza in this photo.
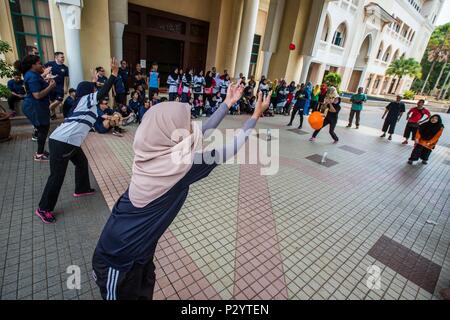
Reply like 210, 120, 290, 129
0, 103, 449, 300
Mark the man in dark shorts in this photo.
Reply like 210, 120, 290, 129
380, 95, 406, 141
45, 52, 69, 120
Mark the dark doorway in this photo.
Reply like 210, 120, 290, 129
124, 5, 210, 89
147, 36, 184, 88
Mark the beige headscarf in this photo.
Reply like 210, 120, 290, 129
129, 102, 203, 208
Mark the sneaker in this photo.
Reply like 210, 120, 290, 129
73, 189, 96, 198
112, 130, 123, 137
402, 140, 408, 145
31, 135, 38, 141
287, 123, 292, 127
407, 160, 414, 165
388, 135, 393, 141
422, 161, 428, 165
34, 153, 49, 162
380, 133, 386, 138
346, 125, 351, 128
35, 208, 56, 224
309, 137, 316, 142
332, 140, 339, 144
355, 126, 359, 130
298, 126, 303, 129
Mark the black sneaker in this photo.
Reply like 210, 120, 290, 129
287, 123, 292, 127
380, 133, 386, 138
407, 160, 413, 165
422, 161, 428, 165
346, 125, 351, 128
388, 135, 393, 141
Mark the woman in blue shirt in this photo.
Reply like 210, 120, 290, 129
19, 55, 56, 161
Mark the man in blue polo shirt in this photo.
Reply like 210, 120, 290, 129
45, 52, 69, 120
7, 72, 26, 117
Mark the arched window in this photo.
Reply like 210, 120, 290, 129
376, 42, 384, 60
332, 22, 347, 47
383, 46, 392, 62
393, 49, 400, 61
321, 16, 331, 42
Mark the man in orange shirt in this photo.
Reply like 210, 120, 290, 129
408, 115, 444, 165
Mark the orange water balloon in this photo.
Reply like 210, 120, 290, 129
308, 111, 324, 130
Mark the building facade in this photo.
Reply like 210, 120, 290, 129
302, 0, 445, 95
0, 0, 444, 94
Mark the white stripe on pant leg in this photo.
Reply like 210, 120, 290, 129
112, 269, 119, 300
106, 267, 112, 300
109, 269, 117, 300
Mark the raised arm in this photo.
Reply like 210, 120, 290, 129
97, 58, 119, 103
216, 92, 270, 162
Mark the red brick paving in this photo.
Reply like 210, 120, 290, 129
233, 164, 288, 299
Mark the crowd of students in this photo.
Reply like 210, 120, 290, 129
8, 50, 445, 168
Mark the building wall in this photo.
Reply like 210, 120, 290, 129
310, 0, 443, 94
79, 0, 112, 80
0, 0, 19, 64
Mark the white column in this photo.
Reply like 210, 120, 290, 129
110, 22, 125, 61
300, 56, 313, 84
234, 0, 259, 78
261, 51, 273, 78
261, 0, 285, 78
57, 0, 83, 87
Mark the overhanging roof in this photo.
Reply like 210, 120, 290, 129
364, 2, 396, 24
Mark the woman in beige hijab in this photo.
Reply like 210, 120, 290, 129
92, 81, 271, 300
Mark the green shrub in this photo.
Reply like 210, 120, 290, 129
403, 90, 415, 100
323, 72, 342, 89
0, 40, 14, 99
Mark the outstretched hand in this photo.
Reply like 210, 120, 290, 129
224, 79, 245, 109
253, 91, 271, 119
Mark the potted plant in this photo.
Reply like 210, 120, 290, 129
0, 40, 15, 142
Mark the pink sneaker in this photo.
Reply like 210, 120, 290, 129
73, 189, 96, 198
35, 208, 56, 224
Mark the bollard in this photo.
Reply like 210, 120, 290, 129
321, 152, 328, 164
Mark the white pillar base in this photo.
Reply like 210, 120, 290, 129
58, 3, 83, 87
110, 22, 125, 61
300, 56, 313, 84
261, 51, 273, 78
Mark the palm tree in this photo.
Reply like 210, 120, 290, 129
432, 30, 450, 93
420, 45, 441, 94
439, 66, 450, 99
386, 57, 422, 94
